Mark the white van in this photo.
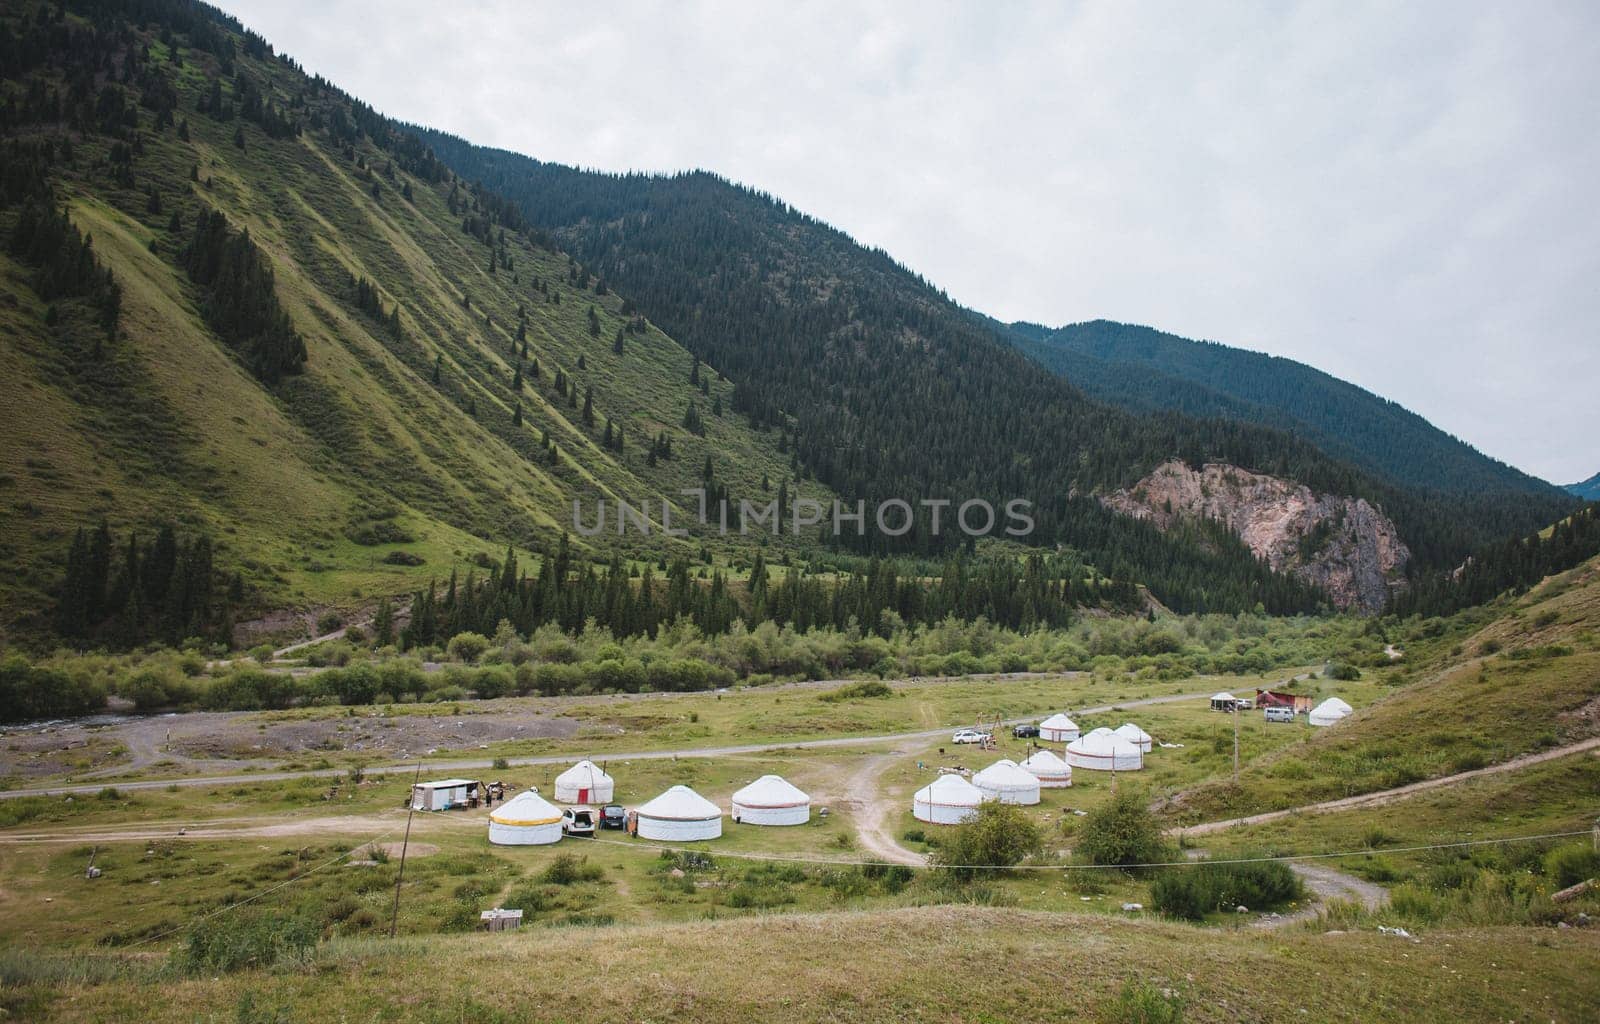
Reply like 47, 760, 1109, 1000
1263, 706, 1295, 724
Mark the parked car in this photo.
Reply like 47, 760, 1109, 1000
561, 806, 596, 836
952, 728, 992, 744
1012, 723, 1040, 738
1263, 706, 1296, 723
598, 803, 627, 830
1234, 697, 1256, 710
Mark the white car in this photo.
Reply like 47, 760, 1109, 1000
951, 728, 991, 744
561, 806, 596, 836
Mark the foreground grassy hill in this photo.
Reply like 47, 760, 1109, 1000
0, 0, 819, 640
4, 906, 1595, 1023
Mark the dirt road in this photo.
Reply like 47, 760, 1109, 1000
1178, 735, 1600, 837
842, 753, 926, 867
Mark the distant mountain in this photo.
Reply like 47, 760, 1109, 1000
998, 319, 1574, 524
1567, 473, 1600, 501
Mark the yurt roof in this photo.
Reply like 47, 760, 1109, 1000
1212, 692, 1236, 701
1040, 712, 1079, 729
1115, 723, 1152, 742
488, 789, 562, 826
973, 759, 1040, 789
1312, 697, 1353, 716
732, 774, 810, 808
1020, 749, 1070, 773
637, 784, 721, 821
555, 759, 614, 786
1069, 732, 1140, 756
914, 774, 984, 805
1085, 726, 1116, 739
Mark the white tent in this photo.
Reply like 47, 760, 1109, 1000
1210, 692, 1237, 712
1114, 723, 1153, 753
1085, 726, 1117, 740
636, 784, 722, 841
972, 759, 1042, 805
1039, 713, 1081, 743
912, 774, 988, 825
1308, 697, 1353, 727
1065, 732, 1143, 771
731, 774, 811, 826
1019, 749, 1072, 788
554, 760, 614, 804
487, 789, 563, 846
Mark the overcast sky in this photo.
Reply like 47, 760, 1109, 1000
221, 1, 1599, 485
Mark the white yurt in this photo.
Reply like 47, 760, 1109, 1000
554, 760, 615, 804
1039, 712, 1081, 743
487, 789, 563, 846
1064, 731, 1143, 771
1019, 749, 1073, 788
635, 784, 723, 841
912, 774, 988, 825
1085, 726, 1117, 740
1210, 692, 1237, 712
1114, 723, 1153, 753
1308, 697, 1353, 727
972, 759, 1042, 805
731, 774, 811, 826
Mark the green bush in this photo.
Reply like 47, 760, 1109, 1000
1545, 844, 1600, 889
177, 912, 317, 974
929, 802, 1042, 880
539, 854, 604, 886
818, 679, 893, 702
1075, 790, 1171, 871
1150, 860, 1302, 920
1098, 978, 1185, 1024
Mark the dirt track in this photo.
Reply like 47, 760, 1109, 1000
1177, 736, 1600, 836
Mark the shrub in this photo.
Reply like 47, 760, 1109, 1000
1150, 860, 1302, 920
818, 679, 893, 702
492, 757, 509, 770
1324, 662, 1362, 681
1545, 844, 1600, 889
177, 912, 317, 974
929, 802, 1042, 880
446, 632, 490, 664
1075, 790, 1171, 871
539, 854, 604, 886
1098, 978, 1185, 1024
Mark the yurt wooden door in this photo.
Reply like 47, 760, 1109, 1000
576, 786, 590, 803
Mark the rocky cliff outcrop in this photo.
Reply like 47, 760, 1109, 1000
1102, 460, 1409, 613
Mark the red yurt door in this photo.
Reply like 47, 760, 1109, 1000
578, 787, 589, 803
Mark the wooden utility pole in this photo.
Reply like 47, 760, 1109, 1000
389, 761, 424, 939
1232, 701, 1241, 784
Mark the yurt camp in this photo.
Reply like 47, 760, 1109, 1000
1308, 697, 1354, 727
1114, 723, 1154, 753
1064, 731, 1143, 771
554, 760, 615, 804
731, 775, 811, 826
912, 774, 988, 825
972, 759, 1042, 805
1038, 713, 1081, 743
1019, 749, 1072, 787
635, 785, 723, 841
487, 789, 563, 846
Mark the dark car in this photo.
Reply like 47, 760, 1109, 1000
1012, 723, 1040, 738
598, 803, 626, 830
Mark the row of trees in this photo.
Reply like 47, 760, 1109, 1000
184, 208, 307, 383
398, 541, 1140, 650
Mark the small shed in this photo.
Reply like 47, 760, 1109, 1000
480, 908, 523, 931
410, 779, 482, 811
1210, 692, 1238, 712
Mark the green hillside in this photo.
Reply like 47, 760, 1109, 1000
0, 0, 820, 641
1000, 318, 1575, 529
414, 133, 1569, 577
1567, 472, 1600, 501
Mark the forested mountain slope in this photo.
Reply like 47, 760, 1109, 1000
0, 0, 811, 641
413, 134, 1567, 582
1567, 472, 1600, 501
1001, 318, 1572, 514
